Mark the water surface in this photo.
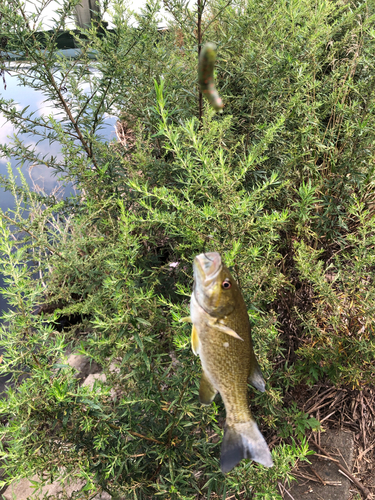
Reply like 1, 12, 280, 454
0, 70, 118, 313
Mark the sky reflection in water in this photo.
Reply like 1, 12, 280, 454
0, 70, 118, 312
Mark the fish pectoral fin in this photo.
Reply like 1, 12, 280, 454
199, 370, 217, 405
180, 316, 192, 323
191, 324, 200, 356
208, 320, 244, 341
248, 360, 266, 393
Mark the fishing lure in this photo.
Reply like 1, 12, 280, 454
198, 43, 224, 112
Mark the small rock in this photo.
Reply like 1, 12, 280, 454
3, 475, 83, 499
3, 474, 112, 499
82, 372, 107, 390
82, 372, 118, 399
67, 354, 102, 381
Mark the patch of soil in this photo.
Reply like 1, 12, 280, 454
284, 383, 375, 499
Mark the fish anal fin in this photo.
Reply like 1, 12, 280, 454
199, 370, 217, 405
191, 324, 199, 356
220, 420, 273, 473
248, 361, 266, 393
208, 320, 244, 341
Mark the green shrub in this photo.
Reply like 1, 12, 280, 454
0, 0, 374, 497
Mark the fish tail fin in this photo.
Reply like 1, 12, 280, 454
220, 419, 273, 473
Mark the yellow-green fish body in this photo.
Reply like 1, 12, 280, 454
190, 252, 273, 473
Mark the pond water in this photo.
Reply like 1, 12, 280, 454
0, 69, 118, 314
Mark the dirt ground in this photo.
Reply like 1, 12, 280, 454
280, 383, 375, 500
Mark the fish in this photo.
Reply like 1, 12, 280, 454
184, 252, 273, 473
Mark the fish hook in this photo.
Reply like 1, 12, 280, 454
204, 252, 213, 261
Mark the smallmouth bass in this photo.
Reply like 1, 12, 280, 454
185, 252, 273, 473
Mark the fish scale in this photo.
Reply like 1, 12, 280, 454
188, 252, 273, 473
199, 322, 251, 426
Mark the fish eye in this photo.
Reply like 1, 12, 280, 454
222, 280, 231, 290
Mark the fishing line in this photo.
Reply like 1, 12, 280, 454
204, 252, 213, 261
202, 234, 214, 261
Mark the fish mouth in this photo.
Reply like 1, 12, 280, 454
192, 252, 235, 318
193, 252, 222, 285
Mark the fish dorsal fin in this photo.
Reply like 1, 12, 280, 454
199, 370, 217, 405
248, 360, 266, 392
191, 324, 199, 356
208, 319, 244, 341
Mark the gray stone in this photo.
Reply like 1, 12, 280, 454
67, 353, 101, 381
82, 372, 107, 389
82, 372, 117, 399
3, 476, 82, 499
288, 429, 355, 500
2, 474, 111, 499
3, 476, 112, 500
